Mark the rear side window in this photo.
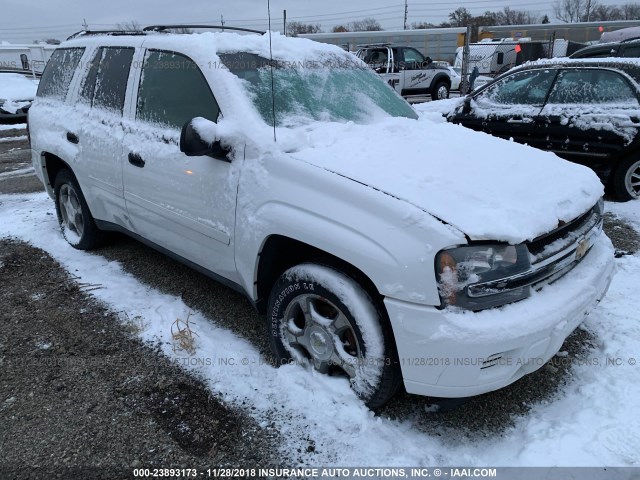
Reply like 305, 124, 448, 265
79, 47, 134, 114
136, 50, 220, 129
37, 48, 85, 100
547, 69, 639, 104
622, 46, 640, 58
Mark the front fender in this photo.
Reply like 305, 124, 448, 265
234, 154, 466, 306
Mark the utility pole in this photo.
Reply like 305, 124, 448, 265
403, 0, 408, 30
220, 15, 225, 31
284, 9, 287, 35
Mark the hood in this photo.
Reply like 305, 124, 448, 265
288, 116, 603, 244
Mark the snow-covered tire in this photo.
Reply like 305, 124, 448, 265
54, 169, 103, 250
431, 81, 449, 101
267, 263, 401, 409
611, 155, 640, 201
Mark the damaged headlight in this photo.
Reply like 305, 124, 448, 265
435, 244, 531, 310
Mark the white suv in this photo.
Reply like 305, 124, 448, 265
29, 27, 615, 408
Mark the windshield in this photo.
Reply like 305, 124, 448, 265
218, 52, 418, 126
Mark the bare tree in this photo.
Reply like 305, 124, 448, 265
286, 21, 322, 36
620, 3, 640, 20
589, 5, 623, 21
448, 7, 473, 26
498, 7, 539, 25
332, 25, 349, 32
553, 0, 600, 22
411, 21, 437, 29
348, 18, 383, 31
116, 20, 142, 31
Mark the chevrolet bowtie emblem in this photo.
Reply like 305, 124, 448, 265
575, 239, 590, 261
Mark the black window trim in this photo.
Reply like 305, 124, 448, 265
135, 48, 222, 128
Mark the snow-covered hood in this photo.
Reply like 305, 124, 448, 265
288, 116, 603, 244
0, 73, 38, 114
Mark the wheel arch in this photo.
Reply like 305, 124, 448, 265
254, 234, 383, 315
41, 152, 73, 195
432, 72, 451, 89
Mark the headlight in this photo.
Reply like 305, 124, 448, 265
435, 244, 531, 310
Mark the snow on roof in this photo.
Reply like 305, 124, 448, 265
600, 26, 640, 43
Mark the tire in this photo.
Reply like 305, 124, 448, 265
267, 263, 401, 409
54, 169, 103, 249
431, 81, 449, 101
611, 155, 640, 201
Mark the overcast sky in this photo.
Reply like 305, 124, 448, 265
0, 0, 630, 43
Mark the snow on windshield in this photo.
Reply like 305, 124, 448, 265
218, 52, 417, 126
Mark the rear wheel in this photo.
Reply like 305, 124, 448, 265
267, 263, 401, 409
431, 81, 449, 101
612, 156, 640, 201
54, 169, 103, 249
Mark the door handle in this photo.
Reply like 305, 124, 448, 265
128, 152, 145, 168
66, 132, 79, 144
506, 118, 532, 124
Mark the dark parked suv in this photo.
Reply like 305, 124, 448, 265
447, 58, 640, 200
570, 38, 640, 59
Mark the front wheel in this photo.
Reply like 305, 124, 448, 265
267, 263, 401, 409
612, 156, 640, 201
54, 169, 103, 249
431, 81, 449, 101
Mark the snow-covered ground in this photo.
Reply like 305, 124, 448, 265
1, 190, 639, 469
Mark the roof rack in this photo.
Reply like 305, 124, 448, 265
66, 25, 264, 41
67, 30, 146, 40
142, 25, 264, 35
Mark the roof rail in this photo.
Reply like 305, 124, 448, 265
67, 30, 146, 40
142, 25, 265, 35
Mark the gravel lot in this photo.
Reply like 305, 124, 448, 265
1, 125, 639, 476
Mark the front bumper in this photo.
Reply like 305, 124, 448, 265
385, 232, 615, 398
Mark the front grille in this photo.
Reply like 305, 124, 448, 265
528, 205, 601, 263
467, 202, 603, 299
526, 203, 603, 289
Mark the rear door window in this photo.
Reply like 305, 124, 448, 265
37, 48, 85, 100
622, 45, 640, 58
546, 69, 639, 104
79, 47, 134, 114
136, 50, 220, 129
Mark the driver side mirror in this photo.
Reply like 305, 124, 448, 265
180, 118, 231, 162
462, 96, 472, 114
